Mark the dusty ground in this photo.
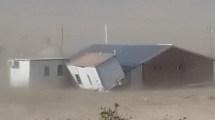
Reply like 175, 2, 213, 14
0, 83, 215, 120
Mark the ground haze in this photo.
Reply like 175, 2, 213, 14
1, 84, 215, 120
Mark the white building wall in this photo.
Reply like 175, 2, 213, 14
10, 61, 30, 87
67, 66, 84, 88
96, 58, 125, 90
29, 60, 69, 88
84, 67, 102, 89
67, 65, 102, 90
77, 67, 95, 89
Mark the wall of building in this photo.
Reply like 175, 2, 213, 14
143, 48, 214, 88
120, 70, 131, 88
183, 51, 214, 83
130, 65, 143, 89
10, 61, 30, 87
96, 57, 125, 90
66, 65, 80, 87
84, 67, 103, 90
77, 66, 101, 90
66, 65, 102, 90
214, 61, 215, 82
29, 60, 71, 88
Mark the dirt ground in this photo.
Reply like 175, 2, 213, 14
0, 83, 215, 120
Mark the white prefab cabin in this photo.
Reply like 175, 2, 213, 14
67, 53, 125, 91
8, 58, 71, 88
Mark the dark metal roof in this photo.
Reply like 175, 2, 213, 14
71, 44, 172, 69
71, 44, 214, 71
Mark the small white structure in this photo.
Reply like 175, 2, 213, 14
67, 53, 125, 91
8, 58, 70, 88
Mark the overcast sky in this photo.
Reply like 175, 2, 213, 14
0, 0, 215, 57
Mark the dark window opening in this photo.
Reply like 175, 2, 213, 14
87, 75, 93, 85
176, 64, 183, 71
58, 65, 63, 76
75, 74, 82, 84
44, 66, 50, 76
8, 60, 19, 69
154, 65, 162, 71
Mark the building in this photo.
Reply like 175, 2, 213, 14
66, 53, 125, 91
8, 58, 71, 88
73, 44, 214, 88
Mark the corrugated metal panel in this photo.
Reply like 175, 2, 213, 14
72, 44, 171, 68
96, 57, 125, 90
71, 44, 214, 70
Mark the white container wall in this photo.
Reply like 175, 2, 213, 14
9, 60, 30, 87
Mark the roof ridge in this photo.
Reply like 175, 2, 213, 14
92, 43, 173, 46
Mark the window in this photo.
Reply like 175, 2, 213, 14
154, 65, 162, 71
75, 74, 82, 84
58, 65, 63, 76
44, 66, 50, 76
8, 60, 19, 69
87, 75, 93, 85
176, 64, 183, 71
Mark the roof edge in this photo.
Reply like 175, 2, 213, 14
172, 46, 215, 61
138, 45, 173, 65
9, 58, 69, 61
68, 53, 116, 67
133, 45, 214, 69
96, 55, 117, 67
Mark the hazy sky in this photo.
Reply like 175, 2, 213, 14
0, 0, 215, 57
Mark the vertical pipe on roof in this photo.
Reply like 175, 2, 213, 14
105, 24, 108, 44
209, 26, 213, 58
61, 27, 64, 57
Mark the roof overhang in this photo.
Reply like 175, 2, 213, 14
8, 58, 69, 61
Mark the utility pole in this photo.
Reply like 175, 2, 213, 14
209, 25, 213, 57
61, 27, 64, 56
105, 24, 108, 44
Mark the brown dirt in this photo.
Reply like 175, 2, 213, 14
0, 84, 215, 120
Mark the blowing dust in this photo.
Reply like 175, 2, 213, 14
1, 86, 215, 120
0, 0, 215, 119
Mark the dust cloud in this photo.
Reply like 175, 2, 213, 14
1, 86, 215, 120
0, 0, 215, 119
1, 1, 215, 65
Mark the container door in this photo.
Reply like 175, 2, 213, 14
85, 67, 101, 89
76, 67, 92, 89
